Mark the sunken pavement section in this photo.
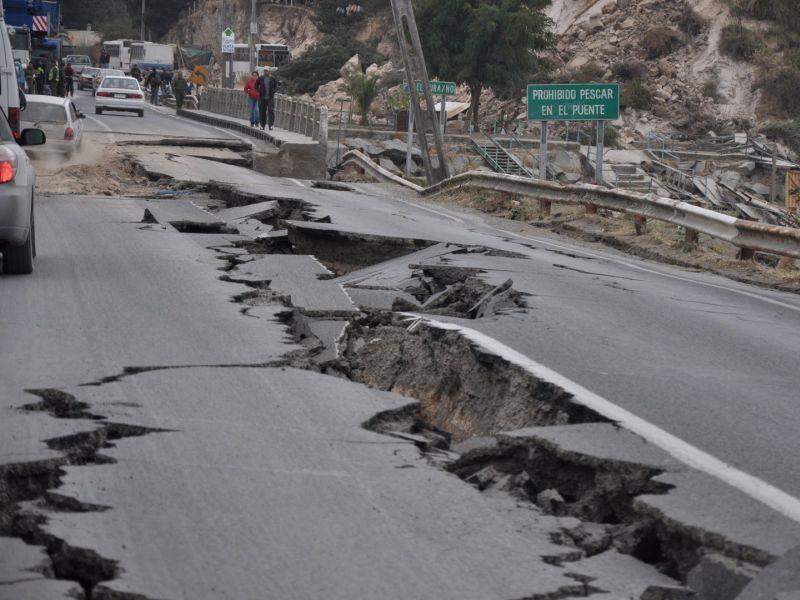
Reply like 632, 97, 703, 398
2, 140, 800, 600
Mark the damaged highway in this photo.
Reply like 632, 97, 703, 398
2, 94, 800, 600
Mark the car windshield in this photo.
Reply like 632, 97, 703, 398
102, 70, 124, 77
101, 78, 139, 90
68, 57, 91, 65
84, 68, 100, 76
21, 103, 67, 124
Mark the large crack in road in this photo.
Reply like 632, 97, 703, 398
5, 147, 798, 599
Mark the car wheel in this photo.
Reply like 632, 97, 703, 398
138, 110, 144, 118
3, 207, 34, 274
95, 107, 102, 115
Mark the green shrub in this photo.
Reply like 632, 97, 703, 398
574, 61, 605, 82
621, 78, 652, 110
760, 120, 800, 155
642, 26, 682, 59
678, 6, 707, 36
613, 59, 647, 81
340, 71, 381, 125
719, 24, 761, 60
730, 0, 800, 29
280, 38, 384, 95
756, 65, 800, 117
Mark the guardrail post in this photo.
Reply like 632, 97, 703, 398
538, 200, 551, 215
318, 106, 328, 144
633, 215, 646, 235
289, 99, 298, 133
737, 247, 755, 261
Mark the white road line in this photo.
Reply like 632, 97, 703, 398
289, 178, 306, 187
403, 313, 800, 524
390, 196, 466, 224
498, 229, 800, 314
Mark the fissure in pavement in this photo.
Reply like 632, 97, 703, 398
1, 389, 166, 599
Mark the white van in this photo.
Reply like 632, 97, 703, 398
0, 10, 22, 138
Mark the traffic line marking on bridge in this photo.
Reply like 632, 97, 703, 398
403, 313, 800, 524
500, 230, 800, 314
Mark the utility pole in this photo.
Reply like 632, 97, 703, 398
140, 0, 146, 41
249, 0, 257, 72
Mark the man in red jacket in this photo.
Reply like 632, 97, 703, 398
244, 71, 260, 127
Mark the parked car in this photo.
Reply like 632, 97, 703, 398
0, 109, 47, 274
95, 76, 145, 117
21, 96, 85, 155
79, 67, 100, 91
63, 54, 92, 75
92, 68, 125, 95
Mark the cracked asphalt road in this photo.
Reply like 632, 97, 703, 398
3, 94, 800, 598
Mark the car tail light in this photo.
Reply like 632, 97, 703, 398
0, 146, 18, 184
8, 107, 20, 139
64, 127, 74, 140
97, 91, 111, 97
128, 93, 143, 99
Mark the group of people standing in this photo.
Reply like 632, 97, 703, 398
244, 68, 278, 130
18, 60, 75, 98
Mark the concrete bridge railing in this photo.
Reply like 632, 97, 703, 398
199, 87, 328, 144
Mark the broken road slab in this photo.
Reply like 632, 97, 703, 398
38, 368, 631, 600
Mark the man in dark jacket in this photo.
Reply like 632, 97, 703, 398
255, 67, 278, 130
172, 72, 187, 110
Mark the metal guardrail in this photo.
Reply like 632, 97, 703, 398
341, 150, 800, 259
199, 87, 328, 143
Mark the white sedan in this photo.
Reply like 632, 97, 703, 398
21, 95, 85, 155
95, 76, 145, 117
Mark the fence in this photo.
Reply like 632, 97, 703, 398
199, 87, 328, 144
341, 149, 800, 260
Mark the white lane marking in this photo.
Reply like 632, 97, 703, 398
498, 229, 800, 314
147, 103, 254, 146
403, 313, 800, 524
289, 178, 306, 187
390, 196, 465, 224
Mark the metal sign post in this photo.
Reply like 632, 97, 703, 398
404, 80, 455, 139
539, 121, 547, 180
596, 120, 605, 185
405, 107, 415, 177
221, 27, 235, 88
249, 0, 258, 73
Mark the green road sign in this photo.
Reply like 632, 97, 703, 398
527, 83, 619, 121
404, 80, 457, 96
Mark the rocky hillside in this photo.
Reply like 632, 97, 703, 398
164, 1, 322, 56
165, 0, 781, 140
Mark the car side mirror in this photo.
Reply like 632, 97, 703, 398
78, 113, 86, 119
19, 128, 46, 146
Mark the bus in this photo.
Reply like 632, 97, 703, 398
102, 39, 137, 73
231, 43, 291, 78
130, 42, 174, 71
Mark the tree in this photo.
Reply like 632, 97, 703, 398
340, 70, 381, 125
415, 0, 554, 128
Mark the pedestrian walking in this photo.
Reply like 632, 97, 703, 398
99, 49, 109, 69
256, 67, 277, 130
146, 69, 161, 105
47, 61, 61, 97
172, 72, 187, 110
15, 62, 27, 93
56, 61, 66, 97
64, 62, 75, 97
34, 62, 45, 95
244, 71, 260, 127
24, 63, 34, 93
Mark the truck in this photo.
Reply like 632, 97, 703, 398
2, 0, 59, 37
3, 0, 61, 64
130, 42, 174, 72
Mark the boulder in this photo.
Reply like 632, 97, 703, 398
339, 54, 361, 78
746, 182, 771, 197
602, 1, 617, 14
379, 157, 403, 175
719, 170, 741, 190
380, 137, 421, 162
567, 55, 591, 70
